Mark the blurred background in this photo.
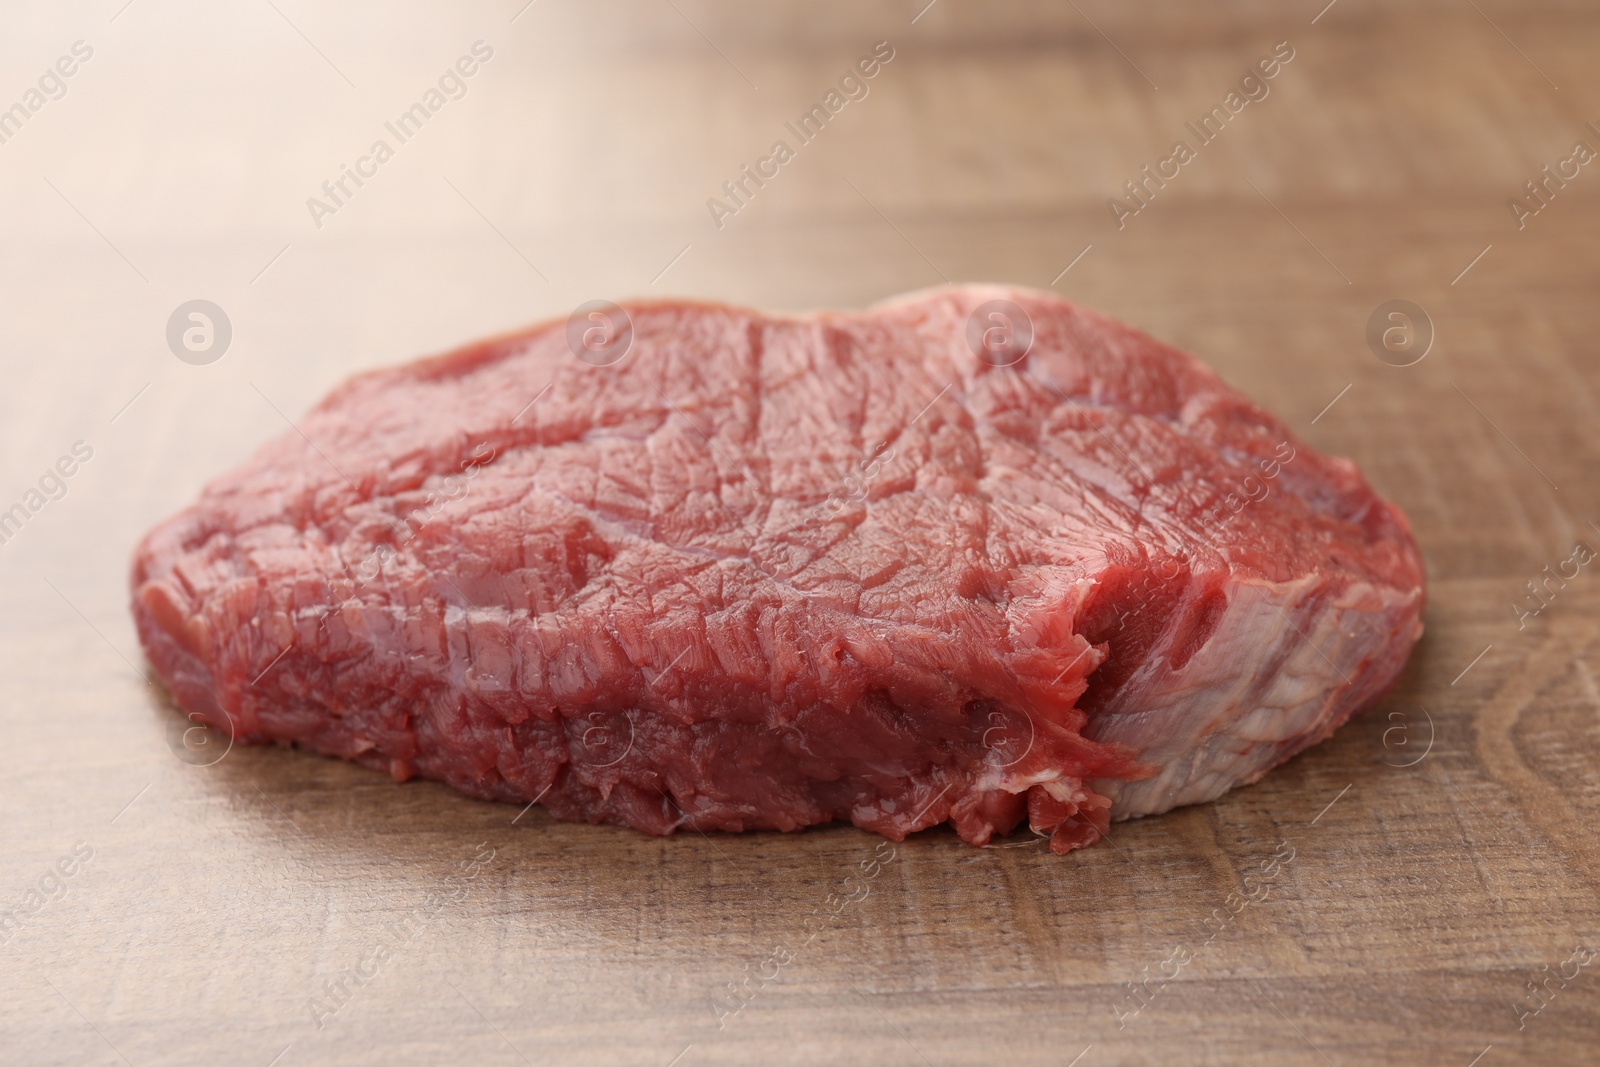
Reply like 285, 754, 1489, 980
2, 2, 1598, 1065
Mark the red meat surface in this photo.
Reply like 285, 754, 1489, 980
130, 286, 1424, 852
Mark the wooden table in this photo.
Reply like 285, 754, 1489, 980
2, 1, 1597, 1063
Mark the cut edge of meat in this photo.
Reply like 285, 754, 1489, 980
132, 559, 1159, 856
1086, 573, 1422, 817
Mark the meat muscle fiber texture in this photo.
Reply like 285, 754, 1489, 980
131, 286, 1424, 853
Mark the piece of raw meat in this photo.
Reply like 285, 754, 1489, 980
130, 286, 1424, 852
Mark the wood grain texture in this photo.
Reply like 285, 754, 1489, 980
2, 1, 1598, 1064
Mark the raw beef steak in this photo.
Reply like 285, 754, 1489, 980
130, 286, 1424, 852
